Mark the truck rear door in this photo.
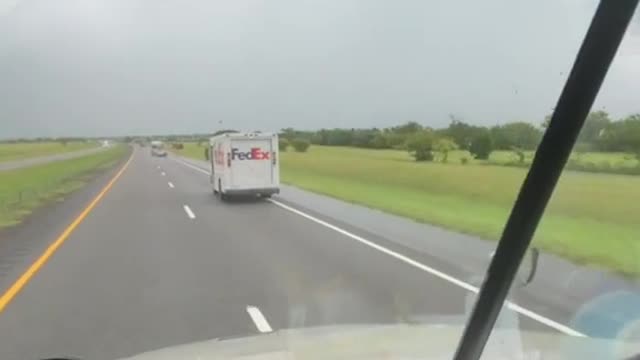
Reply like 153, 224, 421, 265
229, 137, 274, 189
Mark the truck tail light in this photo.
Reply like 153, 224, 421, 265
227, 153, 231, 167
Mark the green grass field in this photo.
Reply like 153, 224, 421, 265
431, 149, 638, 169
175, 143, 640, 276
173, 143, 208, 160
0, 141, 98, 163
0, 145, 128, 228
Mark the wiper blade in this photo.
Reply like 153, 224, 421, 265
452, 1, 640, 359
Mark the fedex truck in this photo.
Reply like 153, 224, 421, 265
209, 132, 280, 200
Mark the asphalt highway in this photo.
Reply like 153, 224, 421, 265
0, 146, 591, 360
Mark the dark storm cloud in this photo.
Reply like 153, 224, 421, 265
0, 0, 638, 138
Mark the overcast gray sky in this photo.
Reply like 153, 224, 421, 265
1, 0, 639, 138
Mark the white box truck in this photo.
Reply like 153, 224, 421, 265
209, 132, 280, 200
150, 140, 167, 157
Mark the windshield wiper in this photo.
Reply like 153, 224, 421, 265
452, 1, 640, 359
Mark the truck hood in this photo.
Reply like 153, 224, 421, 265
119, 323, 640, 360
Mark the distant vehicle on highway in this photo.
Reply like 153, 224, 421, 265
150, 140, 167, 157
209, 132, 280, 200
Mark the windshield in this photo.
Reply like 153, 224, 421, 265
0, 1, 639, 360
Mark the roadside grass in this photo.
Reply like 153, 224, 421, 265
437, 149, 638, 170
279, 146, 640, 277
0, 141, 98, 163
172, 143, 208, 160
0, 145, 128, 228
175, 142, 640, 276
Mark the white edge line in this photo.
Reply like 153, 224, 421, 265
268, 199, 585, 337
173, 157, 211, 175
172, 156, 586, 337
506, 303, 583, 336
246, 306, 273, 333
183, 205, 196, 219
168, 181, 175, 188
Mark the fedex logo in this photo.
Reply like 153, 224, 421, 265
231, 147, 270, 160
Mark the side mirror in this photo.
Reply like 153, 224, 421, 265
516, 247, 539, 287
487, 247, 539, 288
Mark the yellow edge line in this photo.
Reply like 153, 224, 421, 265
0, 152, 134, 313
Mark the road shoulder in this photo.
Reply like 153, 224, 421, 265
0, 147, 132, 297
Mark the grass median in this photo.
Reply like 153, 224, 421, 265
172, 143, 206, 160
0, 145, 128, 228
175, 143, 640, 277
0, 141, 98, 163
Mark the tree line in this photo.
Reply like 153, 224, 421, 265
279, 111, 640, 162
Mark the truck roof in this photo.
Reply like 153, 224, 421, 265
209, 132, 276, 144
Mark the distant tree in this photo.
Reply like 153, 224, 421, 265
369, 133, 389, 149
491, 122, 542, 150
542, 111, 610, 149
279, 139, 289, 151
280, 128, 314, 141
442, 116, 487, 150
351, 129, 378, 148
311, 130, 329, 145
406, 130, 436, 161
599, 114, 640, 157
382, 132, 408, 149
326, 129, 353, 146
391, 121, 423, 135
291, 138, 311, 152
579, 111, 611, 146
433, 138, 458, 163
469, 131, 493, 160
280, 128, 297, 140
